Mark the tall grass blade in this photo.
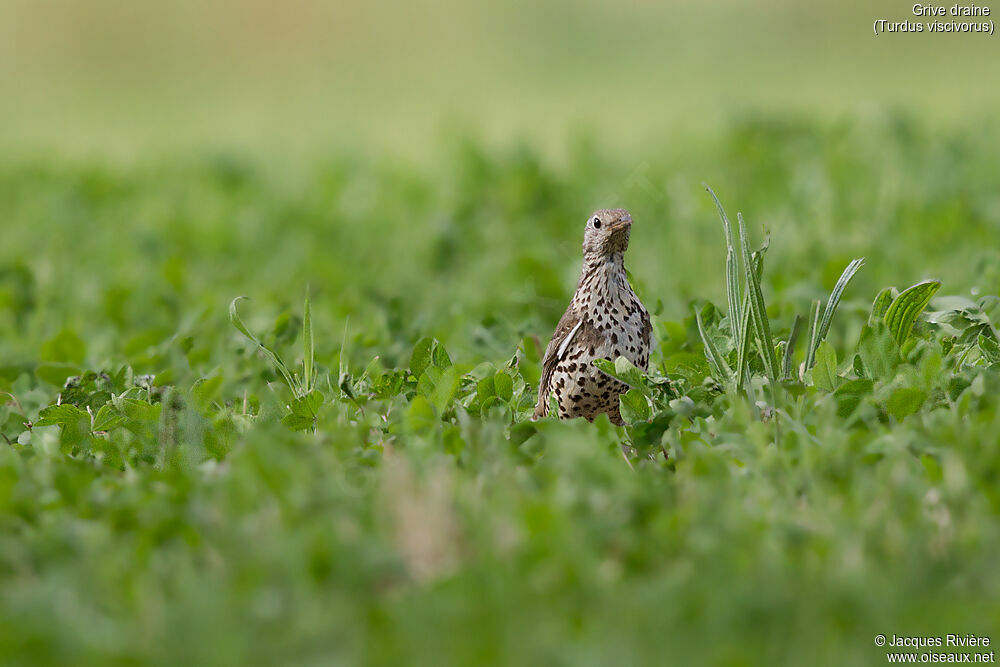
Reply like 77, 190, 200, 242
303, 292, 314, 393
229, 296, 298, 393
804, 299, 821, 373
695, 307, 734, 385
782, 314, 803, 380
705, 185, 743, 344
735, 288, 753, 391
726, 248, 741, 343
810, 258, 865, 363
737, 213, 779, 383
339, 317, 353, 398
732, 251, 763, 392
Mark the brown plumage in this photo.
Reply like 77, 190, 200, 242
533, 208, 652, 425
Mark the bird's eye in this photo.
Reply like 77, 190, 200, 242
592, 217, 602, 229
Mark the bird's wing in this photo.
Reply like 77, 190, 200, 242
533, 306, 583, 419
641, 307, 655, 364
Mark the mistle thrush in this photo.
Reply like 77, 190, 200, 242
533, 208, 652, 425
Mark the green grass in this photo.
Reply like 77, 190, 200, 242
2, 114, 1000, 664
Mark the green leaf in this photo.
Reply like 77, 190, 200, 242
811, 340, 841, 392
91, 403, 125, 432
833, 378, 874, 418
2, 409, 27, 440
35, 403, 89, 428
34, 403, 94, 453
852, 353, 866, 378
416, 366, 438, 397
430, 367, 459, 413
887, 387, 926, 420
283, 390, 324, 430
613, 356, 646, 388
591, 357, 650, 396
281, 413, 315, 431
474, 372, 513, 414
869, 287, 895, 325
492, 372, 513, 401
191, 376, 223, 411
290, 390, 324, 418
856, 321, 900, 381
373, 370, 405, 398
418, 365, 459, 413
619, 388, 650, 423
432, 341, 452, 370
475, 376, 496, 403
884, 280, 941, 345
41, 407, 95, 453
978, 333, 1000, 364
409, 337, 434, 378
591, 358, 618, 380
405, 394, 437, 434
509, 422, 538, 448
113, 397, 161, 424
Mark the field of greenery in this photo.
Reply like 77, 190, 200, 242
2, 113, 999, 664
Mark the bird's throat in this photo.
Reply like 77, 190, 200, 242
573, 252, 630, 312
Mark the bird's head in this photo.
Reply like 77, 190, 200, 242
582, 208, 632, 258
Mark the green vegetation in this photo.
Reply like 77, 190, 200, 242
2, 115, 999, 664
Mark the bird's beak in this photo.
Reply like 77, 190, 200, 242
609, 218, 632, 233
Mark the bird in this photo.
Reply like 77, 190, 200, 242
533, 208, 652, 425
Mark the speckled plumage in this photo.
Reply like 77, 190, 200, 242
533, 208, 652, 425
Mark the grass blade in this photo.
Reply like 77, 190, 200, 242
705, 185, 743, 344
782, 314, 804, 380
229, 296, 298, 393
812, 257, 865, 360
339, 317, 353, 398
695, 306, 734, 385
804, 299, 821, 374
726, 248, 742, 344
737, 213, 779, 383
735, 274, 754, 390
303, 292, 314, 393
733, 251, 764, 392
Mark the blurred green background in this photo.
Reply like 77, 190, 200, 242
3, 2, 1000, 665
4, 0, 999, 160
